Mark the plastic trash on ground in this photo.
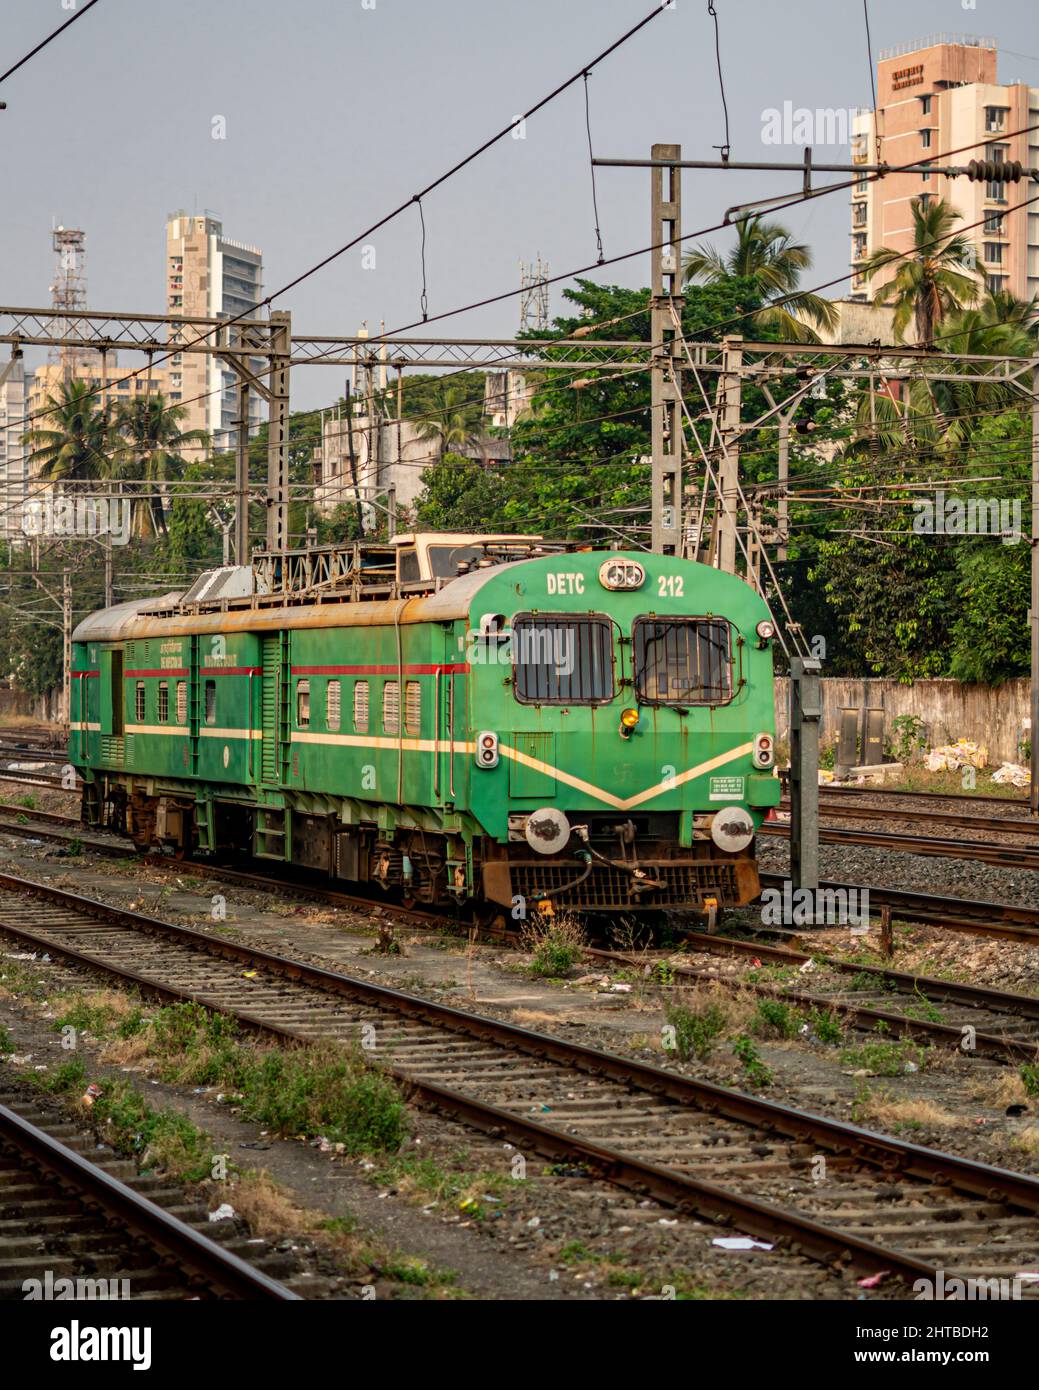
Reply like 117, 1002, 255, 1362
992, 761, 1031, 788
924, 739, 988, 772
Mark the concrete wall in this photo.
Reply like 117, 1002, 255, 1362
774, 677, 1031, 765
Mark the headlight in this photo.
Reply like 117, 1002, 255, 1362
756, 619, 776, 642
619, 707, 640, 739
753, 732, 775, 769
475, 730, 499, 767
599, 559, 645, 591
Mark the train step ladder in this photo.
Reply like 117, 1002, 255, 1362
254, 805, 288, 860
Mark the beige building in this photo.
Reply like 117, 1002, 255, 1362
850, 36, 1039, 306
166, 212, 265, 450
25, 358, 173, 481
0, 357, 27, 542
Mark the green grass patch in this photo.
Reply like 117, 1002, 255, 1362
732, 1034, 773, 1087
752, 998, 803, 1039
1020, 1061, 1039, 1098
665, 1000, 728, 1061
840, 1036, 929, 1076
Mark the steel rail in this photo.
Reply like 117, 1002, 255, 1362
0, 1103, 299, 1300
3, 869, 1039, 1284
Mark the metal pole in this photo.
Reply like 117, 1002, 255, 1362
789, 656, 822, 899
649, 142, 683, 555
1031, 356, 1039, 815
266, 310, 291, 554
777, 416, 790, 562
235, 381, 249, 565
717, 335, 742, 574
62, 567, 71, 732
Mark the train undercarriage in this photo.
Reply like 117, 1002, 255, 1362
86, 780, 759, 918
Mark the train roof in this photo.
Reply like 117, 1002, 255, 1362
71, 565, 521, 643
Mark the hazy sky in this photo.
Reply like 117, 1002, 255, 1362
3, 0, 1038, 411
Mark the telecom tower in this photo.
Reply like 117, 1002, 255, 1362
49, 225, 89, 380
519, 256, 549, 333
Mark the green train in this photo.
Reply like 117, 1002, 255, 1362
70, 534, 780, 921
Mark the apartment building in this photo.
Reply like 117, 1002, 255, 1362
850, 35, 1039, 306
166, 212, 265, 450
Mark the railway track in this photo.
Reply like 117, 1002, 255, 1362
589, 933, 1039, 1066
788, 800, 1039, 841
0, 1091, 300, 1301
761, 820, 1039, 871
758, 873, 1039, 945
2, 871, 1039, 1288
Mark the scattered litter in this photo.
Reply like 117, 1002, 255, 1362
925, 739, 988, 773
530, 1104, 552, 1114
712, 1236, 773, 1251
80, 1084, 101, 1108
658, 1218, 678, 1227
750, 957, 762, 968
526, 1216, 541, 1229
208, 1203, 235, 1223
798, 959, 815, 974
903, 1061, 919, 1074
857, 1271, 890, 1289
609, 982, 632, 994
993, 761, 1031, 788
4, 1054, 32, 1065
238, 1141, 271, 1151
241, 970, 258, 979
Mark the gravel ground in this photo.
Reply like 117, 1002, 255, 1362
757, 835, 1039, 910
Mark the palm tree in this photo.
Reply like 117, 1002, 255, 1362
110, 394, 208, 537
414, 385, 482, 461
682, 214, 839, 341
861, 197, 979, 344
25, 379, 111, 483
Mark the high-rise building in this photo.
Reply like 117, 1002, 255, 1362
850, 35, 1039, 306
0, 357, 27, 542
166, 212, 265, 451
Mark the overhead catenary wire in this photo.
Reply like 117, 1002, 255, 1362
0, 0, 104, 88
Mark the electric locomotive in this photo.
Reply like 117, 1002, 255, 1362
70, 534, 779, 921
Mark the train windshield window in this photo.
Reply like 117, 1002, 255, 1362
296, 679, 311, 728
512, 615, 614, 704
633, 618, 733, 705
398, 548, 421, 583
204, 680, 216, 725
428, 545, 484, 578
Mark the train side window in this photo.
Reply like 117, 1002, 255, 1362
404, 680, 421, 735
176, 681, 187, 724
158, 681, 169, 723
327, 679, 341, 731
512, 615, 615, 704
135, 681, 146, 722
204, 680, 216, 725
398, 548, 420, 583
383, 680, 400, 733
353, 680, 369, 733
296, 679, 311, 728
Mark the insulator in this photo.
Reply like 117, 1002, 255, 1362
965, 159, 1023, 183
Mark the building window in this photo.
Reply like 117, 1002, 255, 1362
983, 242, 1003, 264
404, 681, 421, 735
985, 106, 1007, 132
296, 679, 310, 728
920, 129, 931, 149
176, 680, 187, 724
853, 203, 868, 227
853, 233, 867, 258
920, 162, 931, 183
158, 682, 169, 723
353, 680, 369, 733
135, 682, 146, 722
326, 679, 341, 731
920, 94, 931, 115
919, 193, 932, 211
987, 274, 1008, 294
984, 212, 1005, 234
383, 681, 400, 733
205, 680, 216, 725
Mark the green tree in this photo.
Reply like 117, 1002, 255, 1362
862, 197, 979, 343
413, 384, 482, 460
111, 393, 208, 537
682, 214, 838, 341
414, 452, 508, 531
25, 379, 111, 482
